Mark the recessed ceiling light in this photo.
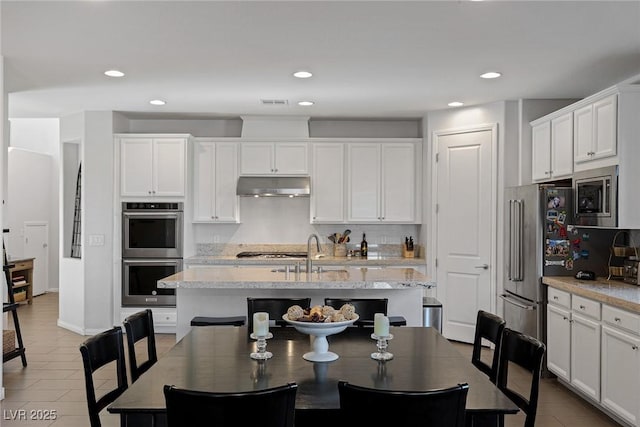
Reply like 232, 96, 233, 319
104, 70, 125, 77
448, 101, 464, 107
149, 99, 166, 106
298, 101, 314, 106
293, 71, 313, 79
480, 71, 502, 79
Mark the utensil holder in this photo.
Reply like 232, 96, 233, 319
402, 246, 415, 258
334, 243, 347, 257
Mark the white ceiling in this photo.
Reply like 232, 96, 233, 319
3, 1, 640, 119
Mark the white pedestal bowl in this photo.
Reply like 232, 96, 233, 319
282, 314, 358, 362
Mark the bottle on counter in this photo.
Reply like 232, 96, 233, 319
360, 233, 368, 257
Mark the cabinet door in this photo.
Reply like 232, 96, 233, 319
153, 138, 186, 196
214, 143, 239, 222
546, 304, 571, 381
593, 94, 617, 159
193, 141, 216, 221
121, 138, 154, 196
570, 313, 600, 402
311, 143, 345, 223
601, 325, 640, 426
240, 143, 274, 174
574, 104, 593, 163
550, 113, 573, 178
531, 122, 551, 181
381, 143, 415, 222
347, 144, 380, 222
275, 143, 308, 174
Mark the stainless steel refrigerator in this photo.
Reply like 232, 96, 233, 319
502, 184, 573, 344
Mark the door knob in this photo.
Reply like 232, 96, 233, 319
475, 264, 489, 270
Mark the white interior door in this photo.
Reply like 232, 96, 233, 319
24, 221, 49, 296
435, 126, 495, 343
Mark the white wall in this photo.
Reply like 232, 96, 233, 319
8, 118, 60, 290
309, 119, 421, 138
1, 50, 6, 399
193, 197, 419, 248
128, 118, 242, 137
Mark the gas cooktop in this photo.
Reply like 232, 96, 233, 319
235, 251, 308, 259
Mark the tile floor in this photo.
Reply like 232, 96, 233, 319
1, 293, 623, 427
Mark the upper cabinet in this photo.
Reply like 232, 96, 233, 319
347, 141, 418, 223
240, 142, 308, 175
119, 135, 188, 197
311, 143, 345, 223
193, 140, 239, 223
531, 112, 573, 182
574, 94, 617, 164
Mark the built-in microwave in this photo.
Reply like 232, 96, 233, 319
573, 166, 618, 227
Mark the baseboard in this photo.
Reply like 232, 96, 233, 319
46, 288, 60, 293
56, 319, 85, 335
0, 387, 5, 400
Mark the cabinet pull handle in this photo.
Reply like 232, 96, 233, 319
633, 345, 639, 350
580, 305, 586, 310
553, 296, 559, 300
615, 317, 621, 322
563, 316, 569, 321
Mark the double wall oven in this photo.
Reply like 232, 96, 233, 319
122, 202, 183, 306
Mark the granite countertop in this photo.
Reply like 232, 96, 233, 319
542, 276, 640, 313
185, 254, 426, 267
158, 266, 434, 290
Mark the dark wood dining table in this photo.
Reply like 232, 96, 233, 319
108, 326, 518, 427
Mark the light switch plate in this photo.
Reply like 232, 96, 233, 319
88, 234, 105, 246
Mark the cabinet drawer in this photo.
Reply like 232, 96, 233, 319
548, 288, 571, 309
11, 261, 32, 271
602, 305, 640, 336
572, 295, 601, 320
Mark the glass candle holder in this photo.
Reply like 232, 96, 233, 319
370, 333, 394, 361
250, 332, 273, 360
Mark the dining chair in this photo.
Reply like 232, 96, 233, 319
247, 297, 311, 330
496, 328, 546, 427
324, 297, 407, 326
123, 309, 158, 383
338, 381, 469, 427
472, 310, 506, 383
79, 327, 128, 427
163, 382, 298, 427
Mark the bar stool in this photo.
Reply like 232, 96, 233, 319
123, 309, 158, 383
324, 298, 407, 327
190, 316, 246, 327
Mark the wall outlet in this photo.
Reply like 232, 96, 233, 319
213, 234, 220, 243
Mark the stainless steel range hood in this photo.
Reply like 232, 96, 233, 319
236, 176, 310, 197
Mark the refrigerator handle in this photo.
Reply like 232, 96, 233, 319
500, 294, 535, 311
513, 199, 524, 281
508, 199, 514, 280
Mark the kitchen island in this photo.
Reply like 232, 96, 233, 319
159, 266, 434, 340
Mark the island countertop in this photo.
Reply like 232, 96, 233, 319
158, 266, 434, 290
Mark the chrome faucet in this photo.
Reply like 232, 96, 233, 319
306, 234, 321, 273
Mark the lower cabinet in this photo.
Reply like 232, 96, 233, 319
547, 286, 640, 426
601, 323, 640, 426
570, 313, 600, 402
547, 303, 571, 382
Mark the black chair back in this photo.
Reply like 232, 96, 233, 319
79, 327, 128, 427
324, 298, 406, 326
496, 328, 546, 427
338, 381, 469, 427
164, 383, 298, 427
472, 310, 506, 383
247, 297, 311, 329
123, 309, 158, 383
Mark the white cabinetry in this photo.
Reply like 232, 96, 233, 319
240, 141, 308, 175
347, 142, 417, 223
601, 305, 640, 426
570, 295, 601, 402
119, 135, 187, 197
193, 140, 239, 223
531, 112, 573, 182
547, 299, 571, 382
574, 94, 617, 165
311, 143, 345, 223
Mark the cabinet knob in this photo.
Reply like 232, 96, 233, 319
274, 168, 278, 173
563, 316, 569, 321
553, 296, 559, 300
615, 317, 621, 322
633, 345, 638, 351
148, 190, 152, 194
580, 305, 586, 310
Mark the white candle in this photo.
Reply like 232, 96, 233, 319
374, 313, 389, 337
253, 312, 269, 336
